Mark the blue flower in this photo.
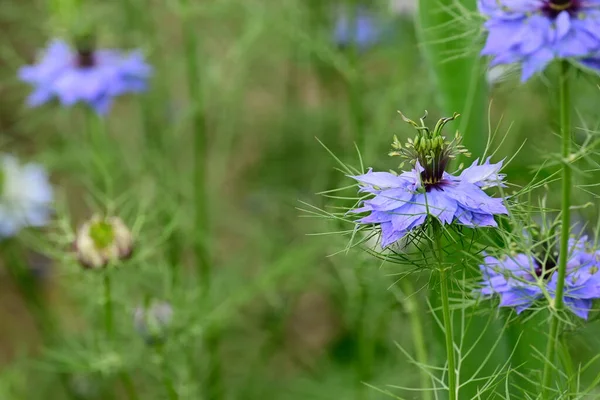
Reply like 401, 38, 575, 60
333, 7, 384, 50
479, 0, 600, 81
0, 155, 53, 238
479, 236, 600, 319
349, 113, 508, 248
19, 39, 152, 115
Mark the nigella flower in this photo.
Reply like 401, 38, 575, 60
350, 112, 508, 248
74, 215, 134, 269
479, 0, 600, 81
19, 39, 152, 115
333, 6, 384, 50
0, 154, 53, 238
479, 236, 600, 319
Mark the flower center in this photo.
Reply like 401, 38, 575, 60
89, 220, 115, 249
421, 166, 450, 192
542, 0, 580, 17
390, 111, 470, 192
533, 252, 557, 280
76, 49, 95, 68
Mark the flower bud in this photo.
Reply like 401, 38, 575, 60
133, 301, 173, 345
74, 216, 133, 269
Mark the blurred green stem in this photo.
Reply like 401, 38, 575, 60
400, 279, 432, 400
180, 0, 210, 284
85, 110, 111, 196
103, 272, 113, 337
103, 272, 140, 400
156, 344, 178, 400
2, 240, 53, 335
179, 2, 222, 399
434, 228, 456, 400
559, 336, 574, 399
346, 11, 366, 152
123, 0, 184, 282
355, 265, 370, 400
120, 372, 140, 400
541, 60, 571, 399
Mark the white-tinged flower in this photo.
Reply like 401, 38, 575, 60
74, 216, 133, 269
0, 154, 53, 238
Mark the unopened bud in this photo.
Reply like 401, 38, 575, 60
133, 301, 173, 345
74, 216, 133, 269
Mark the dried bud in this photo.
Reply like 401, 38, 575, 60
74, 216, 133, 269
133, 301, 173, 345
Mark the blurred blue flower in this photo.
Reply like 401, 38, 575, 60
0, 155, 53, 238
479, 0, 600, 81
133, 300, 173, 345
479, 236, 600, 319
19, 40, 152, 115
349, 113, 507, 248
333, 7, 384, 50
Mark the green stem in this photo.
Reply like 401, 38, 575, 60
434, 230, 456, 400
103, 272, 113, 338
156, 344, 178, 400
559, 337, 574, 399
2, 240, 55, 337
124, 0, 183, 283
180, 0, 210, 285
541, 60, 571, 398
179, 2, 222, 399
85, 110, 111, 196
355, 265, 370, 400
346, 11, 365, 152
120, 372, 140, 400
400, 279, 432, 400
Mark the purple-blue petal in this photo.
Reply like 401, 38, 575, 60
18, 39, 152, 115
479, 0, 600, 81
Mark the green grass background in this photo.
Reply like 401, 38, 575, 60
2, 0, 600, 399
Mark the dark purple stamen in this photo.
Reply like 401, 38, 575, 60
76, 49, 95, 68
420, 154, 451, 191
533, 258, 556, 280
542, 0, 581, 18
424, 178, 451, 192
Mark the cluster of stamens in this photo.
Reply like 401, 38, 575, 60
389, 111, 470, 191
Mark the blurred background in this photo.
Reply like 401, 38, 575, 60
3, 0, 600, 399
